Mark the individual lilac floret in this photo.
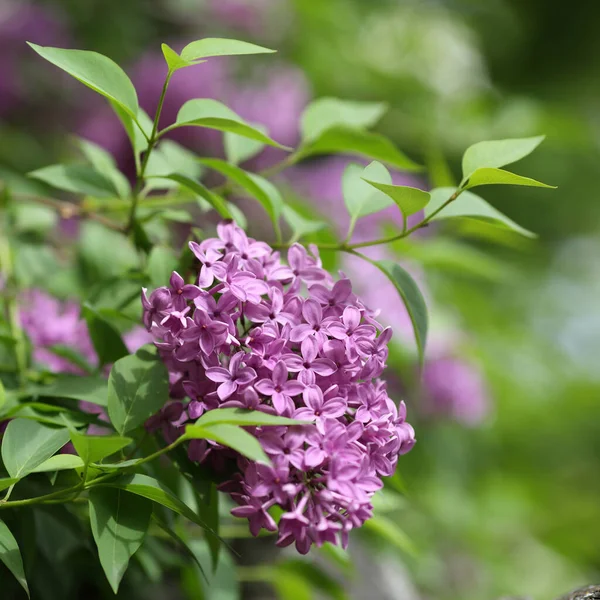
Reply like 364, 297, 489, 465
142, 221, 415, 553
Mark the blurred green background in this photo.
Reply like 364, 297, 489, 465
2, 1, 600, 598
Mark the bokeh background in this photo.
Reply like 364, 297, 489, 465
2, 0, 600, 598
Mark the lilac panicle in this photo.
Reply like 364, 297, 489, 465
142, 221, 415, 553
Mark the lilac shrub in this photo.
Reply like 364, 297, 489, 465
142, 222, 416, 552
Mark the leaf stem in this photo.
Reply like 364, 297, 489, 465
128, 70, 173, 233
0, 480, 85, 510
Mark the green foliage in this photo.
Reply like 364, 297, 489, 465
89, 487, 152, 593
107, 346, 169, 435
343, 161, 393, 220
375, 261, 428, 363
300, 97, 387, 142
166, 99, 290, 148
77, 138, 131, 199
147, 247, 178, 290
425, 187, 535, 237
180, 38, 276, 62
461, 135, 546, 178
363, 180, 431, 217
224, 131, 266, 165
30, 454, 84, 473
0, 519, 29, 596
464, 167, 555, 190
185, 423, 270, 464
27, 44, 139, 119
282, 205, 327, 242
36, 375, 108, 407
82, 304, 129, 367
1, 419, 69, 479
29, 164, 120, 198
193, 407, 309, 427
70, 432, 132, 465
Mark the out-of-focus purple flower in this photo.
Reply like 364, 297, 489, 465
206, 0, 285, 35
143, 221, 415, 553
18, 289, 97, 374
421, 356, 490, 426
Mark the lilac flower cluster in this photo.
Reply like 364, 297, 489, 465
142, 222, 415, 552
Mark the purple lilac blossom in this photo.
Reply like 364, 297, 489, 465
142, 221, 415, 553
205, 0, 286, 35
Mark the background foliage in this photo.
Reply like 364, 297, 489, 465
1, 1, 599, 599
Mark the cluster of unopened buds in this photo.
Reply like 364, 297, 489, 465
142, 221, 415, 553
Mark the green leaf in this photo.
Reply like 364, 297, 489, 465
300, 98, 387, 142
28, 44, 138, 118
147, 246, 178, 290
36, 375, 108, 407
0, 478, 19, 493
82, 304, 129, 367
107, 346, 169, 434
296, 126, 421, 171
282, 205, 327, 242
461, 135, 545, 178
343, 161, 393, 219
275, 560, 348, 600
161, 43, 191, 71
424, 187, 535, 237
226, 202, 247, 229
224, 130, 265, 165
13, 203, 58, 234
89, 487, 152, 593
180, 38, 275, 62
363, 180, 430, 217
198, 158, 282, 227
112, 104, 152, 156
0, 519, 29, 597
1, 419, 70, 478
154, 174, 231, 219
103, 474, 208, 529
145, 140, 204, 189
463, 167, 555, 190
70, 432, 132, 465
77, 138, 131, 198
29, 164, 119, 198
0, 380, 5, 411
30, 454, 84, 473
167, 99, 289, 149
374, 261, 428, 364
185, 424, 269, 464
194, 408, 309, 428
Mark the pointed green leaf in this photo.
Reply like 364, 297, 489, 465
29, 164, 119, 198
30, 454, 84, 473
425, 187, 535, 237
1, 419, 69, 478
198, 158, 282, 226
343, 161, 393, 219
82, 304, 129, 367
301, 98, 387, 142
89, 487, 152, 593
296, 126, 421, 171
374, 261, 428, 363
36, 375, 108, 407
46, 345, 95, 375
152, 174, 232, 219
0, 519, 29, 597
77, 138, 131, 198
363, 180, 430, 217
185, 423, 269, 464
161, 43, 191, 71
70, 432, 132, 465
102, 474, 208, 529
27, 44, 138, 118
463, 167, 555, 190
194, 408, 309, 428
166, 99, 289, 149
107, 346, 169, 435
364, 515, 417, 556
462, 135, 545, 178
180, 38, 275, 62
